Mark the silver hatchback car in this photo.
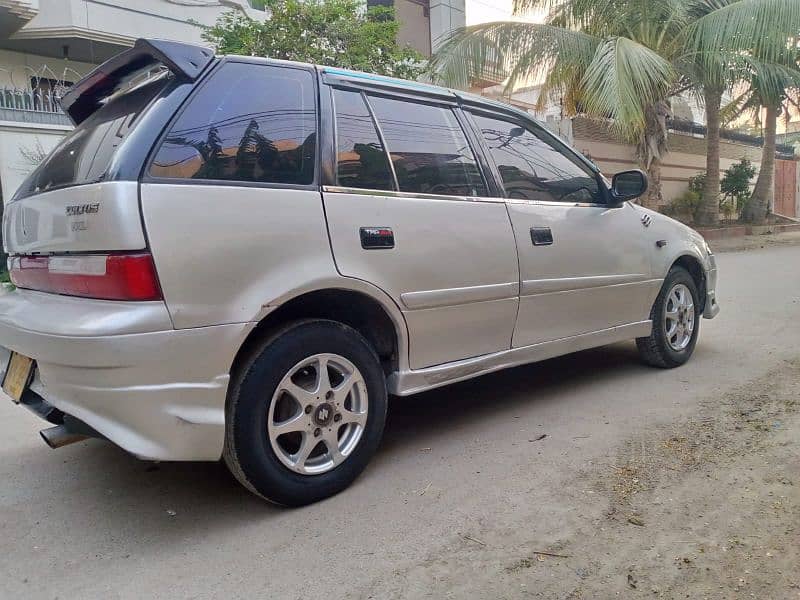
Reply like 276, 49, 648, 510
1, 39, 718, 505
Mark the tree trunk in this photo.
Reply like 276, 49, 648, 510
697, 87, 722, 226
638, 100, 670, 210
744, 103, 778, 224
644, 158, 663, 208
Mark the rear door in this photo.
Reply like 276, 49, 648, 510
466, 109, 657, 348
322, 86, 519, 369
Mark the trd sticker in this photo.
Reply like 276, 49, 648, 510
65, 203, 100, 216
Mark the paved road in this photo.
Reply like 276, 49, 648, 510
1, 244, 799, 599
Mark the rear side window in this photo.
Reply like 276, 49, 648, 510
367, 95, 486, 197
333, 89, 394, 191
471, 113, 601, 203
150, 62, 316, 185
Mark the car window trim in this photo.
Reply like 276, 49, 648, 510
463, 106, 611, 206
452, 107, 499, 198
358, 91, 400, 191
321, 184, 505, 203
141, 57, 320, 191
328, 85, 398, 191
361, 91, 491, 199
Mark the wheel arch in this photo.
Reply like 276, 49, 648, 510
670, 254, 707, 314
228, 283, 409, 387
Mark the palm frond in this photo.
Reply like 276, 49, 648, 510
580, 37, 677, 139
719, 89, 759, 125
687, 0, 800, 65
735, 53, 800, 104
429, 22, 598, 90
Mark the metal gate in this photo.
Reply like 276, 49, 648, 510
774, 159, 798, 218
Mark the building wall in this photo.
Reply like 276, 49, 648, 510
0, 121, 69, 201
571, 117, 766, 207
10, 0, 257, 48
429, 0, 465, 50
394, 0, 431, 56
0, 48, 94, 88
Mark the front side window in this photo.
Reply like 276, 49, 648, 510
333, 89, 394, 191
150, 62, 316, 185
471, 113, 602, 203
367, 95, 486, 197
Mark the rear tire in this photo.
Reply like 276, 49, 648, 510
224, 319, 387, 506
636, 266, 700, 368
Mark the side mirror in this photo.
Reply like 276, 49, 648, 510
611, 169, 648, 204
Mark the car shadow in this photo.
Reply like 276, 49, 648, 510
379, 341, 645, 456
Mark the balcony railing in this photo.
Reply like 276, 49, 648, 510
0, 86, 72, 126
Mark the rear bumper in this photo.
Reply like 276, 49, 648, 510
0, 289, 250, 461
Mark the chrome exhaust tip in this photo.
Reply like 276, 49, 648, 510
40, 425, 89, 449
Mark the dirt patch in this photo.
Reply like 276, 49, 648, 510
584, 359, 800, 598
359, 360, 800, 600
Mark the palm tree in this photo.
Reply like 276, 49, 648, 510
429, 0, 800, 219
688, 5, 800, 224
737, 52, 800, 223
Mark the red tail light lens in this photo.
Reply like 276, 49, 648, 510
9, 253, 162, 301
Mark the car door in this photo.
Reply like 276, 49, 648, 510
322, 86, 520, 369
466, 109, 659, 348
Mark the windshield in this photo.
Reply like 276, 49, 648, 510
14, 74, 170, 200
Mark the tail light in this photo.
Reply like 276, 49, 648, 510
9, 253, 162, 301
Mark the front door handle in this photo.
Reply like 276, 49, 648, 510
360, 227, 395, 249
530, 227, 553, 246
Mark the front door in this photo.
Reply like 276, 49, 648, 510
323, 88, 520, 369
467, 110, 657, 348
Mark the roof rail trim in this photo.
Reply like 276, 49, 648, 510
321, 67, 455, 100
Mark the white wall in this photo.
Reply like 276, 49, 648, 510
13, 0, 260, 47
0, 48, 94, 88
0, 121, 69, 200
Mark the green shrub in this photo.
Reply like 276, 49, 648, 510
663, 172, 705, 224
720, 158, 757, 220
0, 270, 14, 290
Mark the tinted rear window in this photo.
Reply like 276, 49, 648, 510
16, 75, 170, 198
150, 62, 316, 185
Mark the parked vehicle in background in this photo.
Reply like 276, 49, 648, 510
0, 39, 719, 506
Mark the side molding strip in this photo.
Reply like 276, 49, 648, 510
400, 282, 519, 310
388, 320, 653, 396
520, 275, 658, 296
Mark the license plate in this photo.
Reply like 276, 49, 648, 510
2, 352, 34, 403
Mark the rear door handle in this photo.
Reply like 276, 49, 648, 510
360, 227, 395, 249
530, 227, 553, 246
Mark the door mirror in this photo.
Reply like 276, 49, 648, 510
611, 170, 648, 203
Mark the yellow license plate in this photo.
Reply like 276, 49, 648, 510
3, 352, 34, 403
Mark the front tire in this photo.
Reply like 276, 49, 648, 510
224, 320, 387, 506
636, 266, 700, 368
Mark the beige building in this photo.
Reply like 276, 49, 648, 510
370, 0, 520, 57
0, 0, 262, 201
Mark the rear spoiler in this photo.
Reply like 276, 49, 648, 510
60, 38, 214, 125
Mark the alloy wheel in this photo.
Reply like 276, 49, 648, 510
267, 353, 368, 475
